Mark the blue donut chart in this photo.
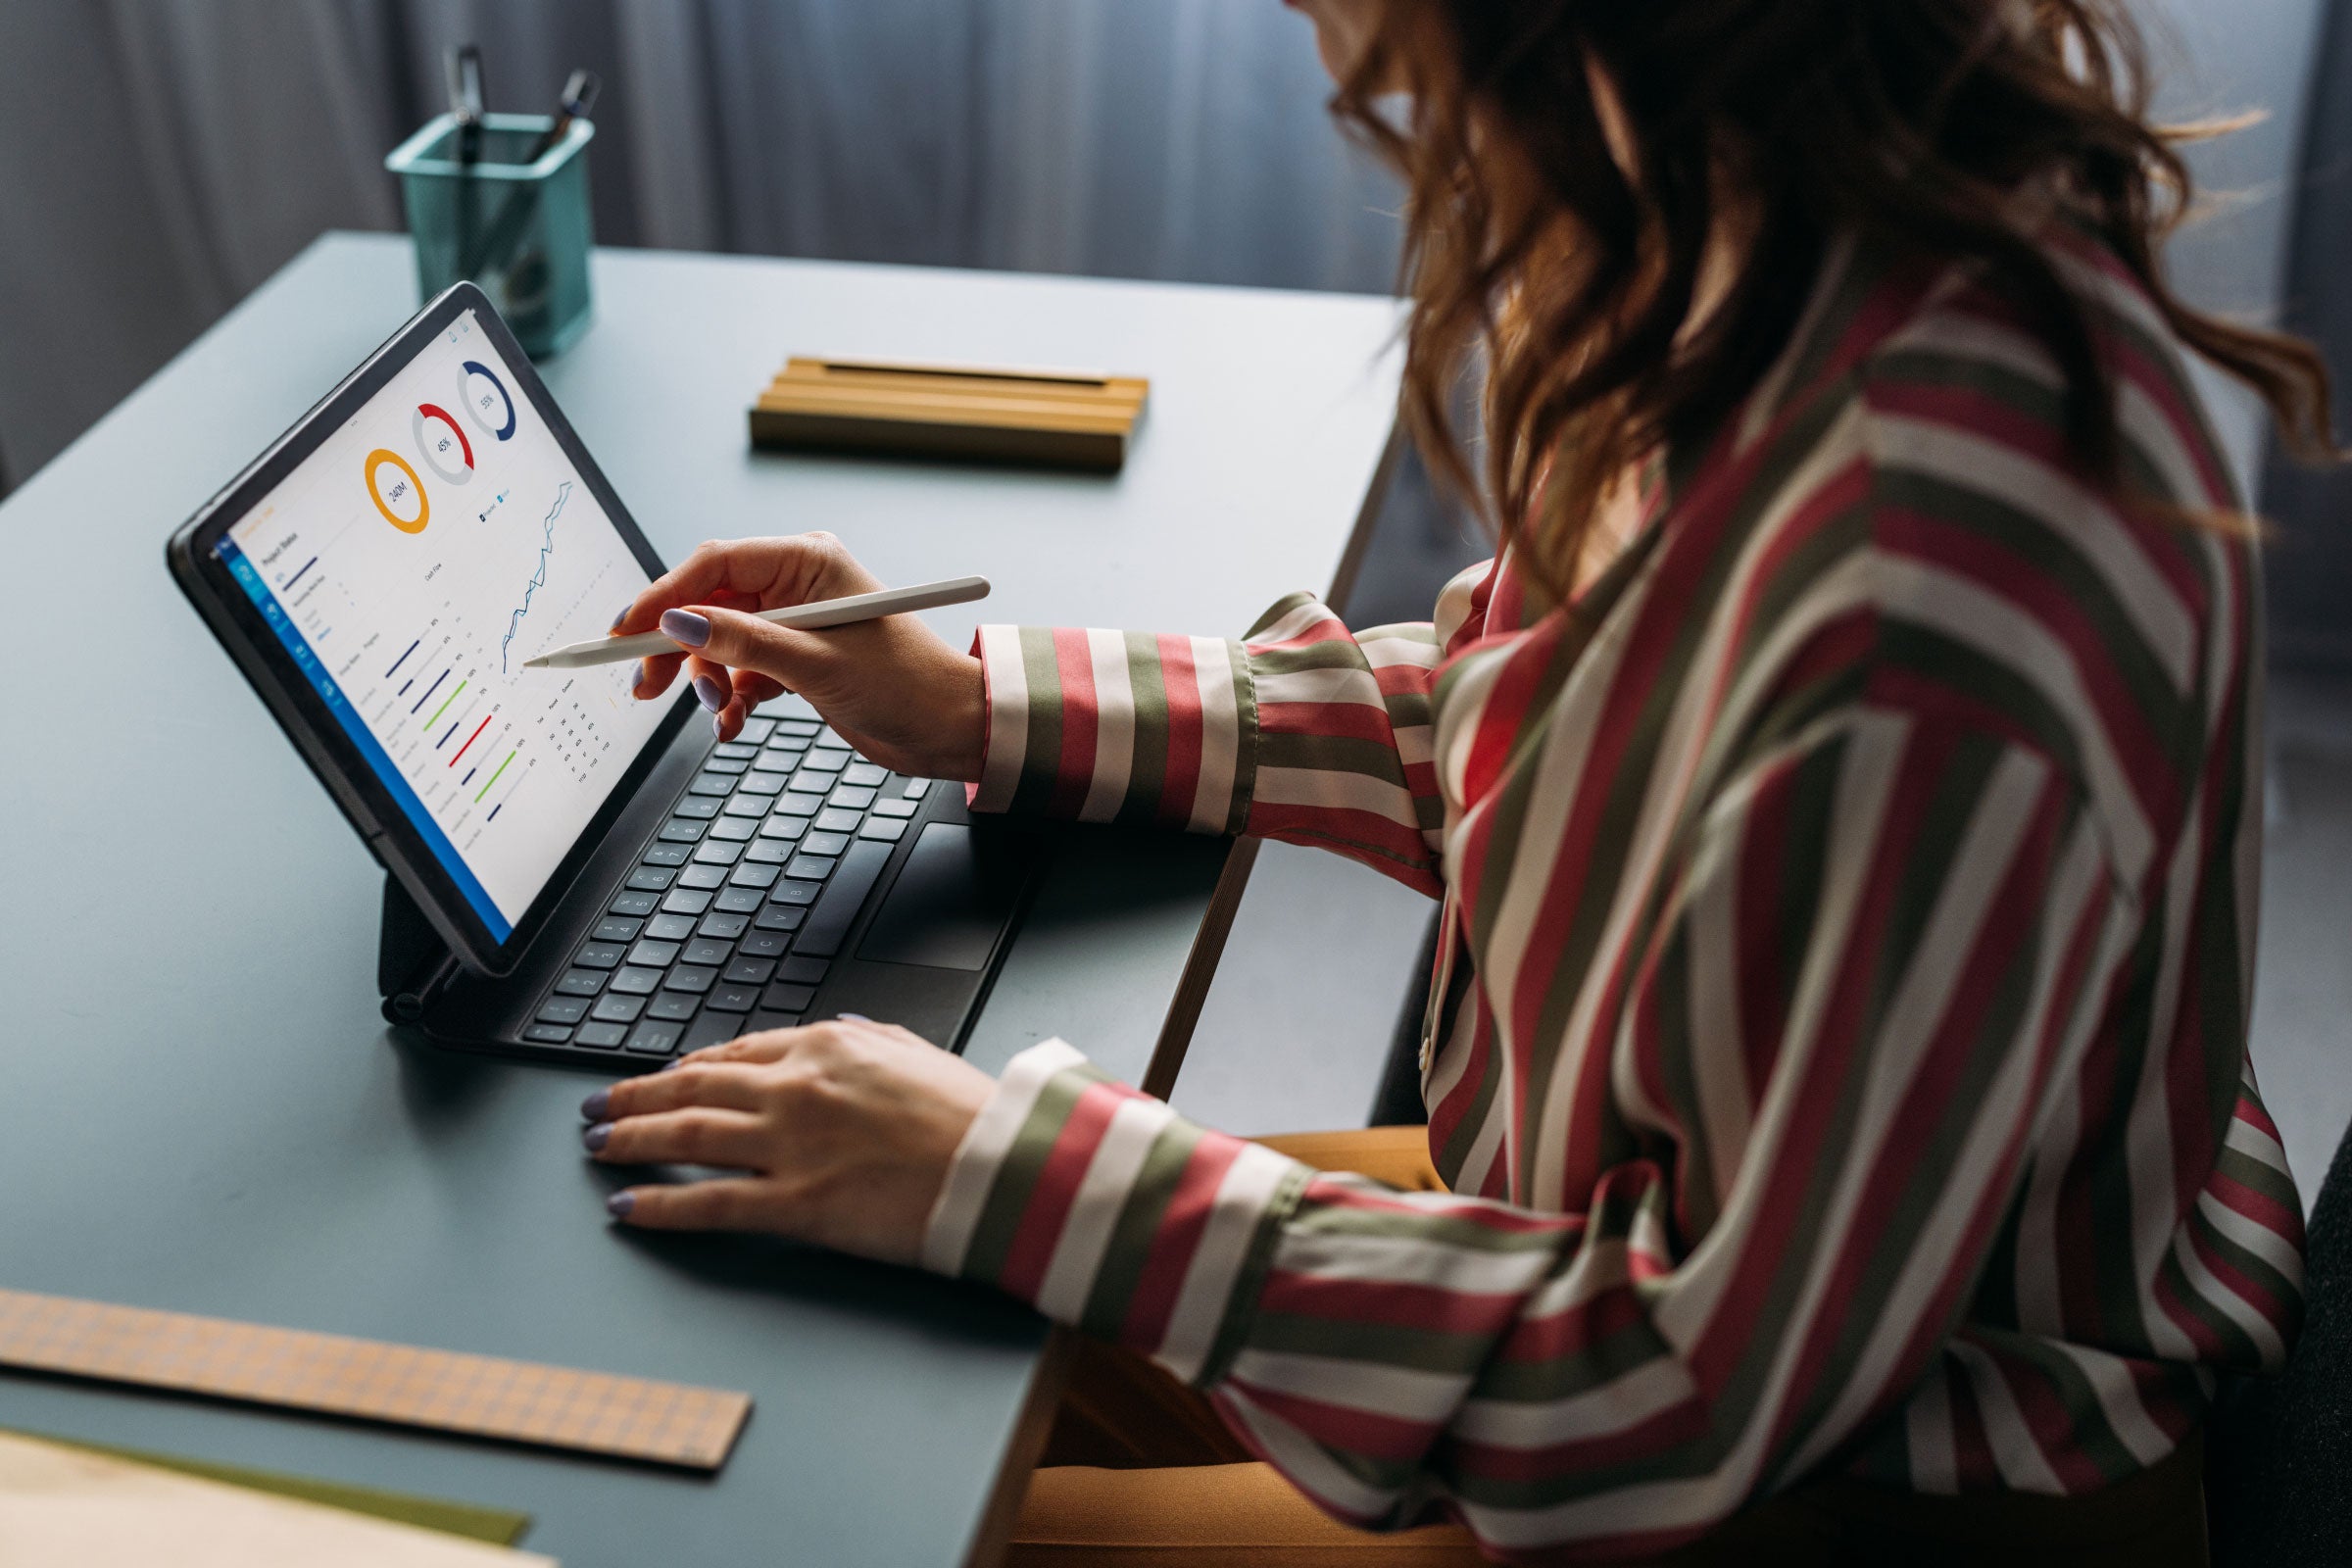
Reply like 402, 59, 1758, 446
459, 360, 517, 442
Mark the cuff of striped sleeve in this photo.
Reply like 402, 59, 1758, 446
922, 1040, 1314, 1387
966, 625, 1257, 832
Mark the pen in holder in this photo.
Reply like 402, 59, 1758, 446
385, 112, 595, 357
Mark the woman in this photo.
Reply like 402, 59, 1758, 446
581, 1, 2327, 1560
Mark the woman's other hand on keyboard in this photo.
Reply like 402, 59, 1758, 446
613, 533, 987, 781
579, 1016, 993, 1264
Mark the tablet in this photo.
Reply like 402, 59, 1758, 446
168, 283, 693, 975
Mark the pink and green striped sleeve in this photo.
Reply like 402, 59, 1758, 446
923, 706, 2135, 1559
968, 589, 1454, 891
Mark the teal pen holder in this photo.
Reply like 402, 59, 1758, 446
385, 112, 595, 358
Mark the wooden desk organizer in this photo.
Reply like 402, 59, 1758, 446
750, 357, 1149, 473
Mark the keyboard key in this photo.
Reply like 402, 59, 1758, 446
662, 888, 714, 915
738, 715, 777, 745
665, 964, 718, 995
740, 931, 791, 959
795, 841, 893, 957
709, 817, 760, 842
775, 717, 820, 738
737, 771, 786, 795
646, 911, 698, 941
681, 1010, 745, 1054
574, 1021, 628, 1051
537, 996, 592, 1024
673, 795, 724, 820
745, 840, 794, 865
692, 840, 744, 866
592, 993, 647, 1023
724, 956, 776, 986
802, 749, 850, 774
714, 886, 766, 914
642, 841, 693, 867
721, 795, 767, 818
777, 956, 830, 986
698, 911, 753, 939
786, 853, 839, 881
678, 863, 729, 890
687, 771, 734, 797
626, 866, 675, 892
754, 905, 808, 932
758, 815, 808, 841
625, 1022, 684, 1057
522, 1023, 574, 1045
770, 879, 822, 906
786, 772, 831, 796
609, 965, 664, 996
902, 778, 931, 800
747, 1009, 804, 1034
761, 982, 818, 1012
827, 785, 878, 810
729, 861, 781, 890
714, 741, 760, 761
842, 761, 889, 787
858, 817, 907, 843
703, 755, 751, 776
658, 818, 707, 844
772, 793, 821, 817
751, 751, 798, 774
813, 807, 862, 835
554, 968, 607, 998
627, 938, 682, 968
683, 937, 733, 967
706, 983, 760, 1013
872, 798, 919, 818
572, 940, 626, 969
609, 889, 661, 917
647, 992, 701, 1022
803, 830, 853, 857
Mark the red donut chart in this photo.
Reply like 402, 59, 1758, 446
413, 403, 475, 484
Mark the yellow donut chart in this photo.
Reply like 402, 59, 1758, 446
366, 448, 429, 533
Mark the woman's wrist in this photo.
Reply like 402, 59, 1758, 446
936, 648, 990, 783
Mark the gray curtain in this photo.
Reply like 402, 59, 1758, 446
2262, 0, 2352, 671
0, 0, 1402, 486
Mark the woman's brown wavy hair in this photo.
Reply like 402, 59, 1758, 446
1333, 0, 2336, 598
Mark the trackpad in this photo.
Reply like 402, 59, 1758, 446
858, 823, 1020, 971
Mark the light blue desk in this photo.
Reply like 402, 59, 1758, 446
0, 234, 1399, 1564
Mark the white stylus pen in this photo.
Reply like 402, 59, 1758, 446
522, 575, 991, 669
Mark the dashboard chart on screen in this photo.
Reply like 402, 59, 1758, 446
214, 312, 666, 940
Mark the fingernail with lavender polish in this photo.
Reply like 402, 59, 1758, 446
711, 713, 726, 740
661, 609, 710, 648
607, 1191, 635, 1220
610, 605, 633, 632
837, 1012, 869, 1022
583, 1122, 612, 1153
694, 675, 726, 712
580, 1089, 610, 1122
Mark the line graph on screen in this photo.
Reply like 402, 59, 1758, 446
501, 480, 572, 673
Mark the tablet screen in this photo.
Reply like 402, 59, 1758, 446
214, 310, 668, 943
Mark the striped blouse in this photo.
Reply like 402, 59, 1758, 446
918, 231, 2307, 1561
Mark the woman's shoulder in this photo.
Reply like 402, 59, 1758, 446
1700, 229, 2257, 885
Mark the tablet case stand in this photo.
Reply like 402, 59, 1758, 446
378, 876, 462, 1025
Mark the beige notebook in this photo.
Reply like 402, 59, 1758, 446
0, 1431, 556, 1568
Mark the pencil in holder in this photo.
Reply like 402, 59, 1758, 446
385, 112, 595, 357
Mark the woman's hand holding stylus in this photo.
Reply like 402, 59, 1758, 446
613, 532, 989, 779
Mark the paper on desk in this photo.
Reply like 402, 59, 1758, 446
0, 1431, 557, 1568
